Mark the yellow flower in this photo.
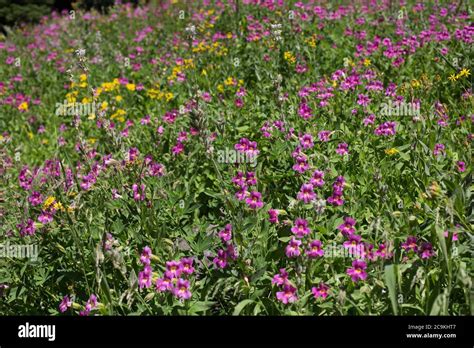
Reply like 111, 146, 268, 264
363, 59, 371, 67
411, 79, 421, 88
126, 83, 136, 91
88, 138, 97, 144
28, 132, 33, 139
224, 77, 235, 86
165, 92, 174, 101
217, 84, 224, 93
43, 196, 56, 209
115, 95, 123, 102
18, 102, 28, 111
458, 68, 470, 78
201, 69, 207, 76
53, 202, 64, 211
79, 74, 87, 82
448, 74, 458, 82
385, 148, 399, 155
101, 101, 108, 110
448, 74, 457, 82
284, 51, 296, 64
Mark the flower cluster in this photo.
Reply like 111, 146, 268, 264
213, 224, 238, 269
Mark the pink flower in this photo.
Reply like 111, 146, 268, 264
346, 260, 367, 282
166, 261, 182, 278
59, 295, 72, 313
132, 183, 146, 201
291, 218, 311, 238
343, 234, 362, 249
173, 278, 192, 300
179, 257, 194, 275
401, 236, 418, 252
311, 283, 329, 299
272, 268, 289, 286
213, 249, 228, 269
337, 217, 356, 236
140, 246, 152, 265
433, 143, 445, 156
155, 274, 173, 292
299, 133, 314, 149
419, 242, 435, 259
318, 130, 331, 142
138, 265, 153, 289
245, 191, 264, 209
456, 161, 465, 173
276, 285, 298, 304
306, 240, 324, 258
218, 224, 232, 242
310, 170, 325, 187
336, 143, 349, 155
297, 183, 316, 203
285, 237, 302, 258
268, 209, 279, 224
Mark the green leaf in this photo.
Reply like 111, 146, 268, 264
384, 264, 398, 315
232, 299, 254, 315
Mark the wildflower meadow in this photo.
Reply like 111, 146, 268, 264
0, 0, 472, 317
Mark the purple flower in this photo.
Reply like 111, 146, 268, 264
347, 260, 367, 282
337, 217, 356, 236
245, 191, 264, 209
433, 143, 445, 157
336, 143, 349, 155
213, 249, 228, 269
374, 121, 396, 136
306, 240, 324, 258
38, 212, 53, 224
343, 234, 362, 249
268, 209, 279, 224
276, 285, 298, 304
292, 155, 309, 173
297, 183, 316, 204
419, 242, 435, 259
401, 236, 418, 252
299, 133, 314, 149
456, 161, 465, 173
272, 268, 289, 286
28, 191, 42, 206
285, 237, 302, 258
298, 102, 313, 119
173, 278, 192, 300
218, 224, 232, 242
17, 219, 36, 237
291, 218, 311, 238
59, 295, 72, 313
140, 246, 152, 265
311, 283, 329, 299
132, 183, 146, 201
155, 274, 173, 292
179, 257, 195, 275
138, 265, 153, 289
166, 261, 182, 278
310, 170, 325, 187
318, 130, 331, 142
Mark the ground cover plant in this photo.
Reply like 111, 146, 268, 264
0, 0, 472, 316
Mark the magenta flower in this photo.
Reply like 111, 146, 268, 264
374, 121, 396, 136
172, 141, 184, 155
132, 183, 146, 201
401, 236, 418, 252
179, 257, 195, 275
213, 249, 228, 269
38, 212, 53, 224
245, 191, 264, 209
306, 240, 324, 258
318, 130, 331, 142
297, 183, 316, 204
232, 171, 246, 188
268, 209, 279, 224
357, 94, 371, 106
155, 274, 173, 292
166, 261, 182, 278
292, 155, 309, 173
299, 133, 314, 149
285, 237, 302, 258
375, 243, 393, 259
59, 295, 72, 313
298, 102, 313, 119
173, 278, 192, 300
347, 260, 367, 282
337, 217, 356, 236
28, 191, 42, 206
310, 170, 325, 187
433, 143, 445, 156
311, 283, 329, 299
276, 285, 298, 304
419, 242, 435, 259
291, 218, 311, 238
218, 224, 232, 242
17, 219, 36, 237
456, 161, 465, 173
336, 143, 349, 155
140, 246, 152, 265
138, 265, 153, 289
443, 230, 458, 241
272, 268, 289, 286
343, 234, 362, 249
